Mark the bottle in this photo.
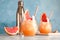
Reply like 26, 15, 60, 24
16, 0, 24, 34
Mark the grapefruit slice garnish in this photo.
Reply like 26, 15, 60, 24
24, 10, 32, 20
4, 26, 18, 35
41, 13, 47, 22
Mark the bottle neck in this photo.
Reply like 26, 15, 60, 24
18, 1, 24, 14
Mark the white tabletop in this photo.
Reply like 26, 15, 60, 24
0, 33, 60, 40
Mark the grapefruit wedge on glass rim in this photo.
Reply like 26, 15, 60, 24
23, 10, 32, 20
4, 26, 18, 35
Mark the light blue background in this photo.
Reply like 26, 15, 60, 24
0, 0, 60, 34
